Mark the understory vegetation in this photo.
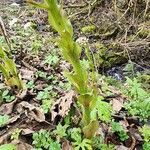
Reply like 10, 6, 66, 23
0, 0, 149, 150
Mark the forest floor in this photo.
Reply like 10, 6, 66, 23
0, 0, 150, 150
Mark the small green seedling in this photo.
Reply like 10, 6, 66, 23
111, 121, 129, 141
41, 99, 52, 113
36, 89, 50, 100
36, 88, 53, 113
32, 129, 61, 150
53, 123, 69, 141
2, 89, 15, 102
30, 38, 42, 55
11, 128, 21, 140
36, 71, 47, 79
44, 53, 59, 67
26, 80, 35, 89
32, 129, 52, 149
0, 115, 9, 127
70, 128, 92, 150
81, 25, 96, 33
92, 136, 115, 150
140, 125, 150, 150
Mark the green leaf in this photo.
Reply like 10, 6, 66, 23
49, 141, 61, 150
27, 0, 49, 10
0, 115, 9, 127
70, 128, 82, 142
73, 138, 92, 150
140, 125, 150, 143
0, 64, 9, 79
2, 90, 9, 97
41, 99, 52, 113
37, 90, 50, 100
44, 54, 59, 66
0, 47, 23, 89
96, 100, 112, 122
81, 25, 96, 33
111, 121, 129, 141
32, 129, 52, 149
53, 123, 69, 138
0, 144, 16, 150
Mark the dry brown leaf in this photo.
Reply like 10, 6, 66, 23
116, 145, 128, 150
20, 69, 34, 81
59, 60, 71, 71
62, 140, 73, 150
95, 125, 105, 137
21, 128, 34, 135
12, 140, 33, 150
109, 86, 122, 95
111, 97, 124, 112
16, 89, 28, 100
129, 128, 143, 142
17, 101, 45, 122
7, 115, 20, 125
0, 130, 12, 144
51, 90, 75, 121
120, 120, 129, 130
22, 60, 37, 72
0, 99, 17, 115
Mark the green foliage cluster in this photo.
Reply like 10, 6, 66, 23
36, 71, 47, 79
36, 88, 53, 113
10, 21, 44, 55
30, 38, 43, 55
11, 128, 21, 141
111, 121, 129, 141
32, 129, 61, 150
53, 123, 69, 140
44, 53, 59, 67
70, 127, 92, 150
140, 125, 150, 150
92, 136, 115, 150
2, 89, 15, 102
124, 77, 150, 121
0, 144, 16, 150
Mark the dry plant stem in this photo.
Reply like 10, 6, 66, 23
144, 0, 149, 17
0, 17, 11, 50
0, 17, 24, 89
28, 0, 99, 139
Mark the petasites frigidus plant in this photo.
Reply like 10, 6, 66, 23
0, 47, 23, 89
28, 0, 109, 139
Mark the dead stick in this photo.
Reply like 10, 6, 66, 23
0, 16, 11, 51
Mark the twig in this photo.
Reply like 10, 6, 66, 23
117, 0, 133, 22
64, 4, 87, 9
88, 0, 100, 18
144, 0, 149, 17
0, 16, 11, 50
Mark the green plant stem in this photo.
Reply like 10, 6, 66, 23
28, 0, 99, 139
83, 106, 91, 125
